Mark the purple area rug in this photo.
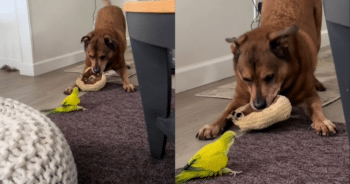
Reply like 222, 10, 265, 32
183, 119, 350, 184
49, 83, 174, 184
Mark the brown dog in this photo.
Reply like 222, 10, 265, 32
197, 0, 337, 140
64, 0, 134, 94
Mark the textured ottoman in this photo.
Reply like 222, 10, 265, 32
0, 97, 77, 184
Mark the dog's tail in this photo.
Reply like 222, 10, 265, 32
103, 0, 112, 6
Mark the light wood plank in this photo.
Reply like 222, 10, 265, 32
123, 0, 175, 13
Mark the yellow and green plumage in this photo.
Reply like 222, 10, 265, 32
175, 131, 241, 184
41, 87, 84, 114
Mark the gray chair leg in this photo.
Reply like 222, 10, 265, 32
130, 38, 172, 159
157, 111, 175, 143
326, 21, 350, 144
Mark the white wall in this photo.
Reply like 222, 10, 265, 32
0, 1, 22, 70
176, 0, 330, 93
27, 0, 132, 76
321, 3, 330, 48
0, 0, 131, 76
0, 0, 330, 78
175, 0, 253, 93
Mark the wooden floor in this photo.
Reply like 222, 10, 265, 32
175, 46, 346, 169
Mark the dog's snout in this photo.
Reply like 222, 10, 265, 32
253, 98, 267, 110
93, 66, 101, 73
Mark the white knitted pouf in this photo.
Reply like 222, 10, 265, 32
0, 97, 78, 184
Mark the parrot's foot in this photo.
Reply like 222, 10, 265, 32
77, 106, 87, 111
222, 168, 242, 177
229, 170, 242, 177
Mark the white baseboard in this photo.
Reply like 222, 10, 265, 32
20, 50, 85, 76
127, 37, 130, 46
19, 37, 130, 76
0, 58, 22, 70
321, 30, 330, 48
176, 55, 234, 93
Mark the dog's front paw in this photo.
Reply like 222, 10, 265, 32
64, 87, 73, 95
123, 83, 135, 92
196, 124, 223, 140
309, 119, 337, 136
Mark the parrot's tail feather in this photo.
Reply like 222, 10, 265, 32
40, 109, 55, 112
175, 171, 195, 184
175, 170, 215, 184
40, 109, 55, 116
183, 163, 191, 170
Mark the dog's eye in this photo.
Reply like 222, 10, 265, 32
264, 74, 275, 83
100, 56, 106, 60
243, 78, 252, 83
89, 55, 94, 59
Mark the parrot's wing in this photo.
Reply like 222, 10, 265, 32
188, 142, 217, 162
186, 152, 228, 172
61, 96, 69, 106
224, 139, 235, 155
61, 93, 80, 106
194, 152, 228, 171
182, 159, 204, 171
69, 95, 80, 106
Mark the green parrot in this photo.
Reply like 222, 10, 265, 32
175, 131, 241, 184
41, 87, 84, 114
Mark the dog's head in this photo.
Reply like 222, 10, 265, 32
227, 25, 299, 110
81, 31, 119, 73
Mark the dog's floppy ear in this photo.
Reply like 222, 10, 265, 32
269, 25, 299, 60
226, 35, 247, 63
81, 33, 93, 50
226, 35, 247, 54
104, 34, 118, 51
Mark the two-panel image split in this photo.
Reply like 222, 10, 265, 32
0, 0, 349, 183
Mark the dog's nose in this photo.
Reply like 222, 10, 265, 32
253, 98, 267, 110
93, 66, 101, 73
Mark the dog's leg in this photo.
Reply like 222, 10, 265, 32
64, 84, 79, 95
314, 0, 323, 52
312, 15, 325, 92
196, 88, 250, 140
302, 95, 337, 136
115, 65, 135, 92
314, 75, 326, 91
